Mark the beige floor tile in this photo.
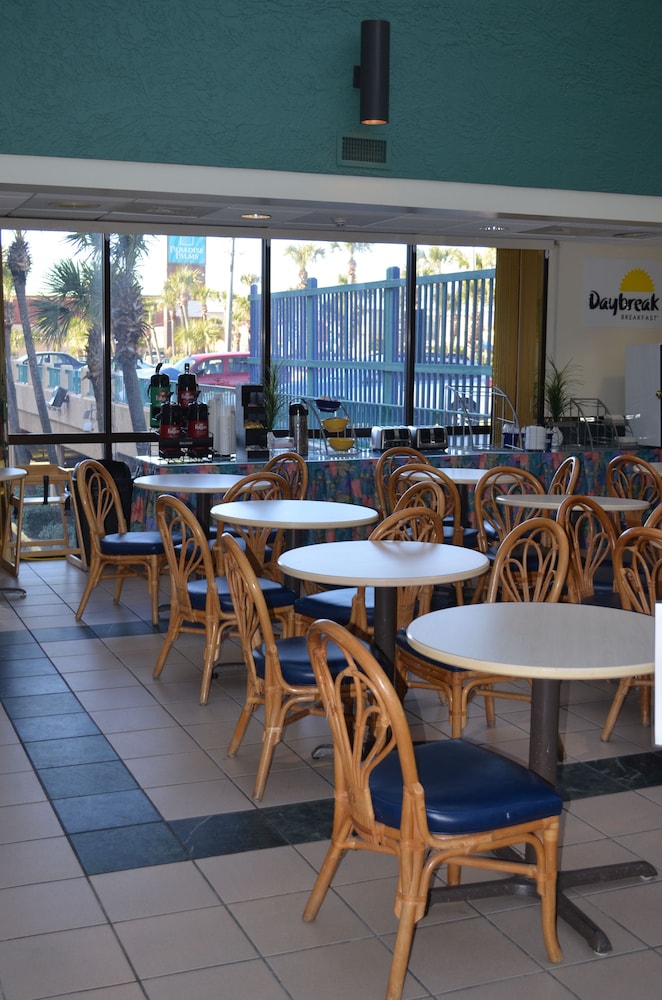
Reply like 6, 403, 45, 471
76, 684, 159, 712
146, 775, 252, 818
553, 949, 662, 1000
0, 743, 32, 773
0, 769, 47, 808
0, 877, 106, 939
567, 790, 662, 838
587, 879, 662, 948
269, 937, 426, 1000
114, 906, 257, 979
198, 845, 318, 902
405, 917, 540, 994
90, 704, 180, 733
124, 749, 226, 787
142, 959, 291, 1000
0, 837, 82, 889
91, 861, 222, 921
0, 801, 63, 844
232, 763, 334, 806
230, 887, 371, 956
106, 725, 201, 758
0, 924, 137, 999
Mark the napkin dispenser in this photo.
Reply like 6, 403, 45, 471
370, 426, 412, 450
411, 426, 448, 451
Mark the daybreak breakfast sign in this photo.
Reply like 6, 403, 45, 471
583, 259, 662, 328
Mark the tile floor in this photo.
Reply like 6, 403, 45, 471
1, 558, 662, 999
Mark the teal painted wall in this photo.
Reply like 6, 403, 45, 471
3, 0, 661, 196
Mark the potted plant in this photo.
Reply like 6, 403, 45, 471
544, 359, 582, 424
262, 363, 287, 440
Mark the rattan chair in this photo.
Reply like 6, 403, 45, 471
374, 445, 430, 520
606, 454, 662, 529
557, 494, 618, 605
153, 495, 297, 704
214, 470, 291, 579
263, 451, 309, 499
600, 525, 662, 741
14, 463, 82, 561
548, 455, 581, 494
304, 619, 563, 1000
396, 517, 570, 736
219, 532, 355, 800
74, 459, 166, 625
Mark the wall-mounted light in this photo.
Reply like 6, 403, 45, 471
353, 19, 390, 125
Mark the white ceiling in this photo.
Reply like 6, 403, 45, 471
2, 156, 662, 246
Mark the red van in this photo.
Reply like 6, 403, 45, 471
172, 353, 252, 387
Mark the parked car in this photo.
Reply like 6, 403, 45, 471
133, 358, 180, 381
17, 351, 84, 369
172, 352, 252, 387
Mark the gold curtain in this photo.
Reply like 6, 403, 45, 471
492, 249, 547, 431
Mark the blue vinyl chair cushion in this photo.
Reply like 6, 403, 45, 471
253, 636, 356, 686
294, 587, 375, 627
188, 577, 298, 613
370, 739, 563, 835
100, 531, 165, 556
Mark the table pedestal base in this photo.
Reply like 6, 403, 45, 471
428, 857, 656, 954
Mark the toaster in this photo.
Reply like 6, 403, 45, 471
370, 426, 412, 451
411, 425, 448, 451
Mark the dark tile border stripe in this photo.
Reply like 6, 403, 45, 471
2, 623, 662, 874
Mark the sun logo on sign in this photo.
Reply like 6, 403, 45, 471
620, 269, 654, 292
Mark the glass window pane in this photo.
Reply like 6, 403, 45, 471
270, 239, 407, 430
2, 228, 103, 464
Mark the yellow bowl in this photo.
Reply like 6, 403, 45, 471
322, 417, 349, 433
328, 437, 355, 452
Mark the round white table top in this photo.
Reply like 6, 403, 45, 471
496, 492, 650, 512
212, 498, 379, 530
278, 539, 489, 587
406, 602, 654, 681
134, 473, 245, 494
0, 468, 27, 482
404, 467, 512, 487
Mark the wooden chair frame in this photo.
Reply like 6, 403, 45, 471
219, 532, 327, 800
374, 445, 430, 520
557, 494, 617, 604
396, 517, 570, 736
215, 471, 291, 579
262, 451, 309, 499
304, 620, 562, 1000
548, 455, 581, 495
600, 525, 662, 741
74, 459, 166, 625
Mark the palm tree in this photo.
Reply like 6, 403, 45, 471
1, 250, 31, 463
330, 241, 371, 284
417, 246, 471, 275
34, 256, 102, 410
284, 243, 326, 289
6, 232, 56, 460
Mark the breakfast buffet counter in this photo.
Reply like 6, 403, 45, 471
130, 445, 662, 537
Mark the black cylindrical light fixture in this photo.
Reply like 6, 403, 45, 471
355, 19, 390, 125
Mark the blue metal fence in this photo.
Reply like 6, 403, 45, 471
250, 266, 495, 430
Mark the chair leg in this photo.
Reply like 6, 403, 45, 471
152, 612, 183, 679
253, 721, 282, 800
601, 677, 633, 741
303, 821, 352, 922
200, 620, 223, 705
386, 900, 419, 1000
75, 560, 103, 620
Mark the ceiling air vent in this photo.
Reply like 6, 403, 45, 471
338, 134, 390, 169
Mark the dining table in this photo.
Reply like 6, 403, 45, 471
496, 492, 651, 515
278, 538, 489, 673
133, 472, 246, 534
211, 497, 379, 549
406, 601, 657, 954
